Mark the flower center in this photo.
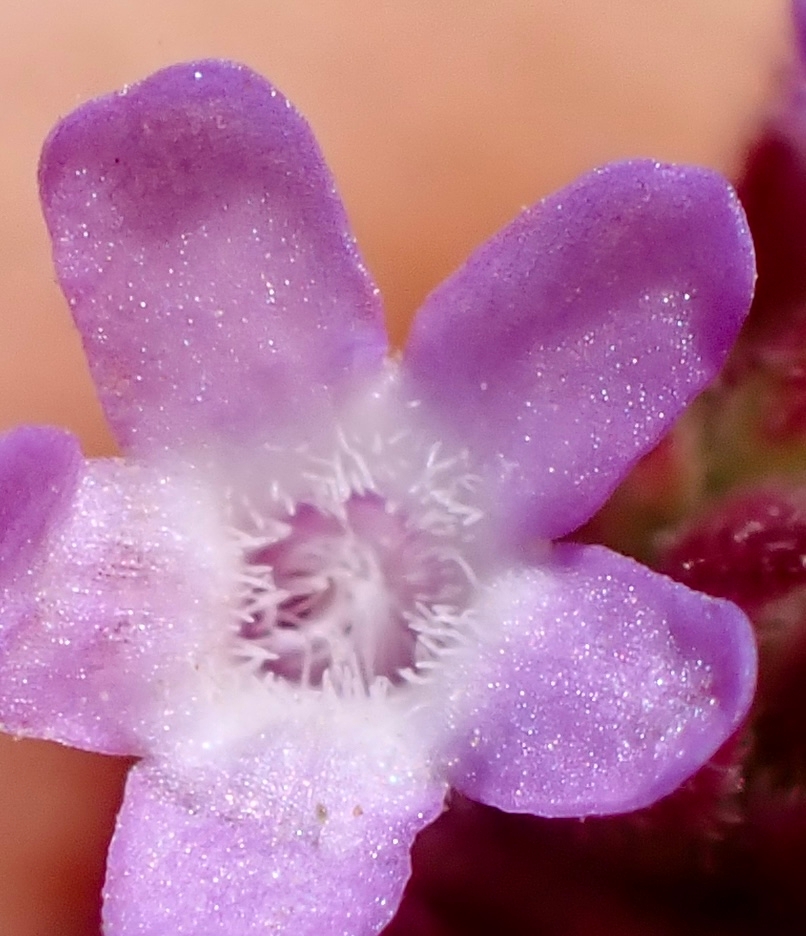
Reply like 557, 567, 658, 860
236, 493, 476, 692
228, 412, 485, 696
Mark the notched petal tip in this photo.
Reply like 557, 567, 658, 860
39, 60, 304, 231
0, 425, 82, 579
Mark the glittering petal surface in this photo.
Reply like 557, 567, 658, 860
11, 58, 763, 934
404, 161, 755, 541
442, 543, 757, 817
0, 425, 81, 578
104, 735, 444, 936
0, 457, 235, 755
39, 60, 387, 454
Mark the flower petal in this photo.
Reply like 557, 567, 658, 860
404, 161, 755, 540
103, 741, 444, 935
442, 543, 757, 817
39, 60, 387, 453
0, 454, 236, 756
0, 425, 82, 578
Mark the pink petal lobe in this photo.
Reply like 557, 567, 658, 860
404, 161, 755, 541
104, 746, 444, 935
0, 457, 234, 756
0, 425, 81, 577
39, 60, 387, 454
443, 544, 756, 817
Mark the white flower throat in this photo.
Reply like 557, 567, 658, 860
227, 380, 486, 698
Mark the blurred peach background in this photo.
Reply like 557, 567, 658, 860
0, 2, 787, 933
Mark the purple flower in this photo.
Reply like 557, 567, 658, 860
0, 61, 757, 935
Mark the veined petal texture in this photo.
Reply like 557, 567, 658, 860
0, 447, 236, 756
